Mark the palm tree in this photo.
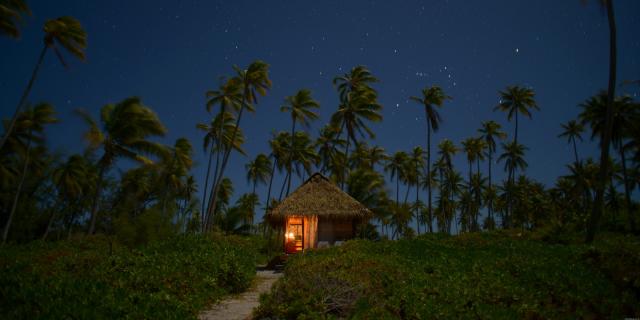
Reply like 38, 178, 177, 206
384, 151, 408, 204
585, 0, 618, 243
0, 0, 30, 38
409, 146, 424, 233
497, 141, 528, 227
264, 132, 286, 216
197, 111, 245, 221
2, 103, 57, 243
0, 16, 87, 152
159, 138, 193, 216
580, 92, 639, 231
316, 124, 345, 174
478, 120, 506, 223
43, 154, 88, 240
558, 120, 584, 165
246, 153, 272, 206
76, 97, 167, 235
207, 61, 271, 232
280, 89, 320, 194
410, 86, 451, 233
493, 85, 538, 145
332, 66, 382, 187
332, 65, 378, 102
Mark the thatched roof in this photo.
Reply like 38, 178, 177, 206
266, 173, 372, 223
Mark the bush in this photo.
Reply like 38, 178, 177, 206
0, 234, 258, 319
255, 232, 640, 319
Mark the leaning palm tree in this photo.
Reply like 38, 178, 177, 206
410, 86, 451, 233
207, 61, 271, 232
0, 0, 30, 38
280, 89, 320, 194
2, 103, 57, 244
0, 16, 87, 152
558, 120, 584, 165
493, 85, 538, 145
76, 97, 167, 235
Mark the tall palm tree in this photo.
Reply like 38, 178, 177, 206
197, 111, 245, 221
43, 154, 89, 240
410, 146, 424, 233
585, 0, 618, 243
0, 0, 30, 38
316, 124, 345, 174
264, 132, 286, 216
246, 153, 272, 198
478, 120, 506, 223
333, 65, 378, 102
159, 138, 193, 216
76, 97, 167, 235
280, 89, 320, 194
558, 120, 584, 165
384, 151, 408, 204
493, 85, 538, 145
207, 61, 271, 232
0, 16, 87, 152
410, 86, 451, 233
580, 92, 639, 231
2, 103, 57, 243
497, 141, 528, 228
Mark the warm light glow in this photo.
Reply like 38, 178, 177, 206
286, 232, 294, 239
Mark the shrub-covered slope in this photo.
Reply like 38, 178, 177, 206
0, 234, 258, 319
256, 232, 640, 319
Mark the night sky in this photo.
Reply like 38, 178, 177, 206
2, 1, 639, 220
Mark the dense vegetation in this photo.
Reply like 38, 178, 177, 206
0, 234, 260, 319
256, 231, 640, 319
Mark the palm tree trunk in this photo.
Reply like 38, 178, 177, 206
279, 171, 290, 201
342, 133, 351, 190
426, 112, 433, 233
287, 119, 296, 196
572, 137, 580, 165
88, 164, 107, 235
587, 0, 617, 243
403, 183, 411, 204
208, 100, 245, 232
488, 149, 493, 221
415, 162, 420, 235
264, 158, 276, 216
0, 46, 47, 152
514, 111, 519, 146
201, 146, 214, 222
619, 144, 634, 231
2, 132, 33, 244
43, 197, 63, 241
204, 107, 226, 232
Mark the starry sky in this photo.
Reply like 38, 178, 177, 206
1, 1, 640, 218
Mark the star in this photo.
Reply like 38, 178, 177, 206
515, 48, 519, 53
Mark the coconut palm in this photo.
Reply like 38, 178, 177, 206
0, 0, 30, 38
558, 120, 584, 165
580, 92, 639, 231
497, 141, 528, 227
411, 86, 451, 230
264, 132, 286, 215
384, 151, 408, 204
493, 86, 538, 145
207, 61, 271, 232
43, 154, 89, 240
0, 16, 87, 152
158, 138, 193, 217
246, 153, 272, 201
76, 97, 167, 235
584, 0, 618, 243
478, 120, 506, 222
2, 103, 57, 243
280, 89, 320, 194
409, 146, 425, 233
197, 111, 246, 220
316, 124, 345, 174
332, 65, 378, 102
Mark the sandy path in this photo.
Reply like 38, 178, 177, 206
198, 270, 282, 320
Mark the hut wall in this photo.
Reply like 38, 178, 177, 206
303, 216, 318, 249
317, 217, 354, 244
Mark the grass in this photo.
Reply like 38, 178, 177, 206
255, 230, 640, 319
0, 233, 260, 319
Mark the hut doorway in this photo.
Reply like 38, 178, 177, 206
285, 217, 303, 254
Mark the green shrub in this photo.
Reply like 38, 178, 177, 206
0, 234, 258, 319
256, 232, 640, 319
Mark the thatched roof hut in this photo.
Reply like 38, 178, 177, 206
266, 173, 372, 254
